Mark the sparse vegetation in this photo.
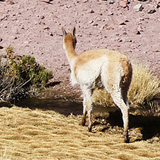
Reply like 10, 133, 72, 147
0, 46, 53, 103
92, 64, 160, 107
129, 64, 160, 105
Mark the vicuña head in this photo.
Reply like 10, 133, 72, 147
62, 27, 132, 143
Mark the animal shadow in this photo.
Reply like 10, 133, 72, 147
106, 110, 160, 141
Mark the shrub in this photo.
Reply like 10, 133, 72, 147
0, 46, 53, 102
92, 64, 160, 107
128, 64, 159, 106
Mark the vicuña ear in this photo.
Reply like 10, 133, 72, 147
62, 27, 67, 36
72, 27, 76, 37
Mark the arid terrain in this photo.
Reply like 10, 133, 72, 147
0, 0, 160, 159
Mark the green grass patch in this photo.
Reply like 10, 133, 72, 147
0, 46, 53, 102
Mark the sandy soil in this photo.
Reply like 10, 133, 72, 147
0, 0, 160, 98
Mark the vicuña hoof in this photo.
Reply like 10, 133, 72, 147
125, 135, 130, 143
81, 118, 86, 126
88, 126, 92, 132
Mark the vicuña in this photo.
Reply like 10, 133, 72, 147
62, 27, 132, 143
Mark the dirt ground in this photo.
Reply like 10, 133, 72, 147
0, 0, 160, 159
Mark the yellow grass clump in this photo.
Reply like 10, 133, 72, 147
92, 64, 160, 107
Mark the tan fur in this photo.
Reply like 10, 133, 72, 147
63, 33, 77, 61
62, 27, 132, 143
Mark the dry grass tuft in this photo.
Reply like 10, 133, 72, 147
128, 64, 160, 105
92, 64, 160, 107
92, 88, 115, 107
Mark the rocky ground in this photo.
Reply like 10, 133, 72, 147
0, 0, 160, 98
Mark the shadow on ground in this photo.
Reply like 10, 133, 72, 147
107, 110, 160, 140
16, 97, 83, 116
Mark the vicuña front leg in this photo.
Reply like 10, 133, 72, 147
81, 86, 93, 132
87, 108, 93, 132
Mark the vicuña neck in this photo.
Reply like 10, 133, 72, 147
64, 41, 77, 66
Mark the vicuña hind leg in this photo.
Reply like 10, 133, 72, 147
82, 98, 87, 126
81, 85, 93, 132
110, 90, 130, 143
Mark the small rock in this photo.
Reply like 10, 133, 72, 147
116, 18, 129, 25
133, 4, 143, 11
93, 23, 98, 26
90, 10, 94, 13
119, 22, 126, 25
134, 29, 141, 35
156, 2, 160, 8
89, 20, 94, 24
40, 15, 45, 19
66, 5, 71, 8
137, 25, 143, 32
148, 9, 156, 14
107, 0, 115, 4
24, 41, 29, 44
145, 4, 157, 14
6, 0, 14, 5
107, 11, 114, 16
40, 0, 53, 4
0, 46, 4, 49
83, 0, 88, 3
119, 0, 128, 8
49, 32, 53, 36
43, 26, 50, 30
